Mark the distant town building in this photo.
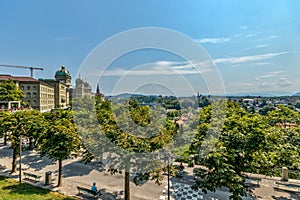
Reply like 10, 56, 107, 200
72, 77, 92, 98
95, 84, 104, 99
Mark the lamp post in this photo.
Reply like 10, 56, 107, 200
167, 156, 170, 200
19, 135, 22, 183
164, 151, 171, 200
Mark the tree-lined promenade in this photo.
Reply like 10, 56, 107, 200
1, 79, 300, 200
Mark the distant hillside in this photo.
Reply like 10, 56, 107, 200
292, 92, 300, 96
107, 93, 146, 99
228, 91, 292, 97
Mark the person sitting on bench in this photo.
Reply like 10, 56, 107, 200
91, 182, 97, 194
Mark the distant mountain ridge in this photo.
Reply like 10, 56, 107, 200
292, 92, 300, 96
226, 91, 294, 97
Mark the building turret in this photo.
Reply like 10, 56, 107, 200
55, 65, 71, 88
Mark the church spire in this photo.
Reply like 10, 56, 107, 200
96, 84, 100, 94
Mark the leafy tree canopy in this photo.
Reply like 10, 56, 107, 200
0, 80, 24, 102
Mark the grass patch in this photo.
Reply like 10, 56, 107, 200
0, 175, 75, 200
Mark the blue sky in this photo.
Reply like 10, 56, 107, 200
1, 0, 300, 96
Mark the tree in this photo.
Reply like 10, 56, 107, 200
258, 105, 275, 116
7, 110, 41, 174
0, 111, 12, 145
0, 80, 24, 102
39, 110, 81, 187
192, 101, 270, 200
0, 80, 25, 145
75, 96, 178, 200
267, 105, 300, 128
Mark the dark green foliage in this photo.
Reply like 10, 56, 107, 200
38, 109, 81, 186
3, 110, 42, 173
259, 105, 275, 115
191, 101, 300, 200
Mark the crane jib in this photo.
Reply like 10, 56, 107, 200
0, 64, 44, 77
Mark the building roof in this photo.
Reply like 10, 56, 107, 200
0, 74, 39, 82
55, 65, 70, 77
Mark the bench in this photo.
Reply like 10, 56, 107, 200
77, 186, 102, 196
0, 164, 6, 169
23, 172, 41, 182
274, 181, 300, 193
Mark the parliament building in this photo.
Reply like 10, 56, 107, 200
0, 66, 72, 112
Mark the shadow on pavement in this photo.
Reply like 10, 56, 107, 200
62, 160, 93, 178
21, 152, 55, 171
76, 191, 121, 200
272, 189, 300, 200
0, 145, 12, 158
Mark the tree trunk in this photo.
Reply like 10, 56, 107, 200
28, 137, 34, 150
57, 159, 62, 187
11, 147, 17, 173
125, 170, 130, 200
4, 133, 7, 146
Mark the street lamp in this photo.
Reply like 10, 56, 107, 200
164, 151, 171, 200
19, 135, 22, 183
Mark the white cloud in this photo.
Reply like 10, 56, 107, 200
268, 35, 277, 40
244, 44, 267, 51
214, 51, 288, 64
256, 74, 276, 80
225, 82, 255, 92
245, 33, 256, 38
196, 37, 230, 44
270, 70, 285, 74
276, 78, 292, 87
241, 25, 248, 30
253, 62, 269, 66
102, 51, 288, 77
103, 60, 213, 76
259, 82, 274, 88
255, 44, 267, 48
256, 71, 285, 80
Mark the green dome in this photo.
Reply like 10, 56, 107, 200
55, 65, 70, 77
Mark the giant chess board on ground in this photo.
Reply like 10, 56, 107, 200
160, 182, 212, 200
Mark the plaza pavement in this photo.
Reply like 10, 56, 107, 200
0, 142, 300, 200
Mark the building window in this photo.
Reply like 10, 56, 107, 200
27, 92, 31, 98
33, 86, 37, 90
27, 86, 30, 90
33, 92, 37, 98
21, 86, 24, 90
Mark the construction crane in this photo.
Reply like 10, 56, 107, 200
0, 64, 43, 77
